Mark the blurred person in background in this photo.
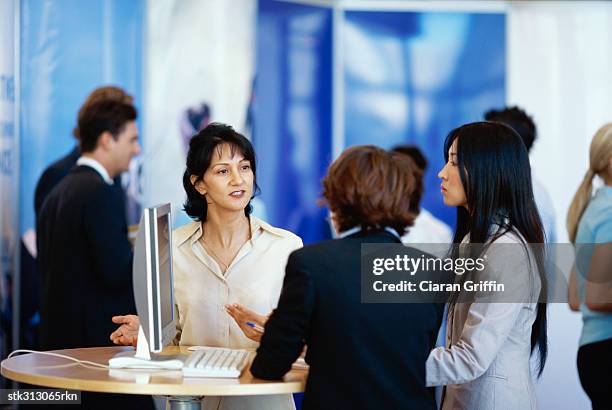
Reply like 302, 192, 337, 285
37, 99, 151, 409
15, 86, 133, 351
567, 124, 612, 410
34, 85, 131, 219
248, 145, 444, 410
427, 122, 548, 410
485, 106, 557, 243
111, 123, 302, 410
392, 144, 452, 244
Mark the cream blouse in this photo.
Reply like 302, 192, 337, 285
171, 216, 302, 410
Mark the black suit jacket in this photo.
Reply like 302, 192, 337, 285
34, 146, 124, 223
251, 230, 444, 410
37, 166, 135, 350
34, 146, 80, 220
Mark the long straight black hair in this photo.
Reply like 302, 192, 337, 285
444, 121, 548, 377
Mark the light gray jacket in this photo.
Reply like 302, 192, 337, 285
426, 230, 542, 410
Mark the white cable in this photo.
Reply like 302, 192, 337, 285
7, 349, 109, 369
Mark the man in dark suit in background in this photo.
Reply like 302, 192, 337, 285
37, 99, 140, 349
250, 146, 445, 410
21, 87, 132, 351
37, 100, 152, 409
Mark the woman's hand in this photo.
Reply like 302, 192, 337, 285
110, 314, 140, 346
225, 303, 268, 342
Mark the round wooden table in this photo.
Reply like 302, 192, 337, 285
1, 346, 307, 409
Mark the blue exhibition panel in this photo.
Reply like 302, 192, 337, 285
343, 11, 506, 229
255, 0, 333, 244
19, 0, 143, 233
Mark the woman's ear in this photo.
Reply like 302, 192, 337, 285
190, 175, 207, 195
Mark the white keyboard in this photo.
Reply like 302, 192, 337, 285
182, 347, 250, 378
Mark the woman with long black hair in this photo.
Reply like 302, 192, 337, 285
425, 122, 548, 410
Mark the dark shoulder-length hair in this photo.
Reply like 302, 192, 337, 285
444, 121, 548, 376
322, 145, 418, 236
182, 123, 260, 221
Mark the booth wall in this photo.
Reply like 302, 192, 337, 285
20, 0, 144, 235
255, 0, 333, 244
508, 2, 612, 409
342, 10, 505, 229
143, 0, 257, 228
0, 0, 17, 361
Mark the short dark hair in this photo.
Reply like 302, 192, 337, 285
74, 85, 133, 139
391, 145, 427, 215
183, 123, 259, 221
78, 100, 137, 153
322, 145, 417, 236
391, 145, 428, 171
484, 106, 537, 152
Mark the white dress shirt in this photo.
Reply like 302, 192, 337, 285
401, 208, 453, 244
532, 175, 557, 243
172, 216, 302, 410
76, 156, 113, 185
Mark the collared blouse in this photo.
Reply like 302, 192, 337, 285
172, 215, 303, 410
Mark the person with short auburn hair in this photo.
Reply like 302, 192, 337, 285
321, 145, 416, 236
250, 145, 444, 410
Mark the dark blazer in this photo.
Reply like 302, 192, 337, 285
37, 165, 135, 350
251, 230, 444, 410
34, 146, 80, 220
34, 146, 125, 222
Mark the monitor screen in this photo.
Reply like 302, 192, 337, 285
131, 203, 174, 353
156, 212, 173, 329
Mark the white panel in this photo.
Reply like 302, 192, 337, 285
508, 2, 612, 409
143, 0, 256, 225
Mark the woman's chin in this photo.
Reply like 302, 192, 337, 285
443, 198, 460, 207
225, 200, 251, 212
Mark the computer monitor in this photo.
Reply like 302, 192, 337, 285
109, 203, 182, 369
133, 203, 175, 353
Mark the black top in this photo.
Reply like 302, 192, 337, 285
37, 166, 135, 350
34, 146, 80, 220
251, 230, 444, 410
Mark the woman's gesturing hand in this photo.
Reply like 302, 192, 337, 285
225, 303, 268, 342
110, 314, 140, 347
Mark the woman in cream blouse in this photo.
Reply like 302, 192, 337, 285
111, 123, 302, 410
428, 122, 548, 410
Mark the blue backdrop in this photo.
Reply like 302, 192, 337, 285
20, 0, 143, 235
255, 5, 505, 242
255, 0, 333, 245
343, 11, 506, 229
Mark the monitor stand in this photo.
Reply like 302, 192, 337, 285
108, 326, 184, 369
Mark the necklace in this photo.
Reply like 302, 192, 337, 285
199, 222, 252, 273
201, 241, 231, 272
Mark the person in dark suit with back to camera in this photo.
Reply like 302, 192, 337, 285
248, 146, 445, 410
37, 99, 152, 409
